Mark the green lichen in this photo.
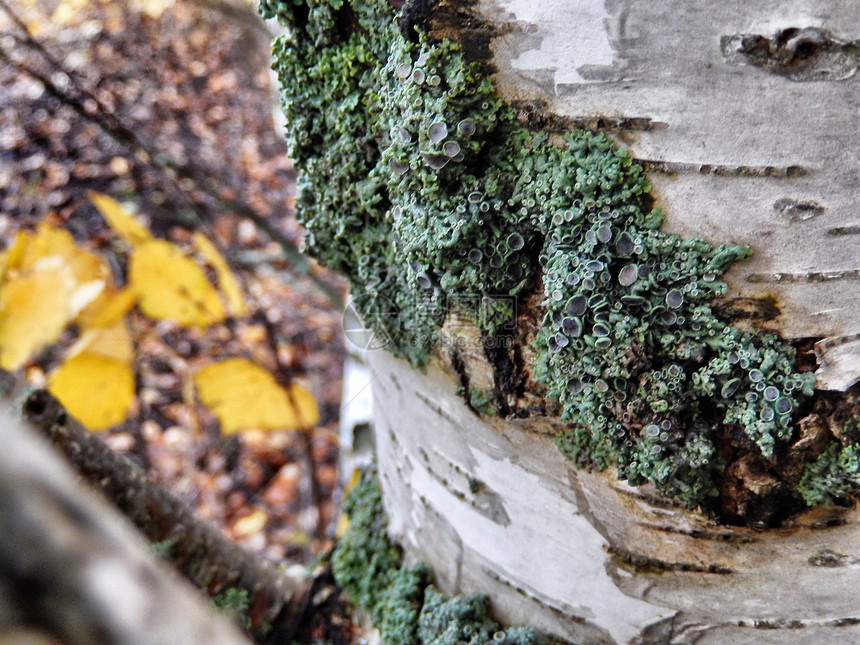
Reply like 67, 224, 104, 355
266, 0, 821, 514
332, 467, 427, 645
149, 538, 173, 559
798, 417, 860, 506
456, 385, 495, 415
332, 468, 542, 645
212, 587, 252, 631
419, 587, 536, 645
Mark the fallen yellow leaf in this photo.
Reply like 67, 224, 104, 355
78, 286, 137, 329
3, 223, 109, 323
129, 240, 225, 328
192, 232, 247, 317
0, 223, 117, 369
232, 509, 268, 538
69, 318, 134, 363
6, 223, 107, 285
0, 260, 75, 370
49, 354, 135, 431
285, 381, 320, 429
89, 192, 153, 247
194, 358, 319, 434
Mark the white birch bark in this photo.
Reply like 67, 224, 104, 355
370, 349, 860, 645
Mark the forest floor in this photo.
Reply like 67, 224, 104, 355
0, 0, 350, 567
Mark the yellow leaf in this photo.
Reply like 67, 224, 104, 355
78, 286, 137, 329
0, 222, 117, 369
285, 381, 320, 428
232, 509, 268, 538
7, 223, 106, 281
3, 230, 28, 271
3, 223, 109, 323
69, 319, 134, 363
0, 261, 75, 370
130, 0, 176, 18
194, 358, 319, 434
70, 280, 107, 318
89, 192, 153, 247
49, 354, 135, 431
192, 232, 247, 317
0, 223, 117, 369
130, 240, 225, 328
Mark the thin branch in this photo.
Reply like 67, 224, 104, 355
161, 157, 346, 307
255, 309, 328, 546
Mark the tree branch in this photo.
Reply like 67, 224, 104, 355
0, 372, 254, 645
21, 386, 309, 642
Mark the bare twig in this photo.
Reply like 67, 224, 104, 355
253, 309, 328, 549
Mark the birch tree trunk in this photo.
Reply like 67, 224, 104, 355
360, 2, 860, 644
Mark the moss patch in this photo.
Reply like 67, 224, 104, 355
264, 0, 833, 519
332, 468, 545, 645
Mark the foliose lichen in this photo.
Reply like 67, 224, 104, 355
264, 0, 823, 514
797, 416, 860, 506
332, 468, 541, 645
330, 465, 426, 645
